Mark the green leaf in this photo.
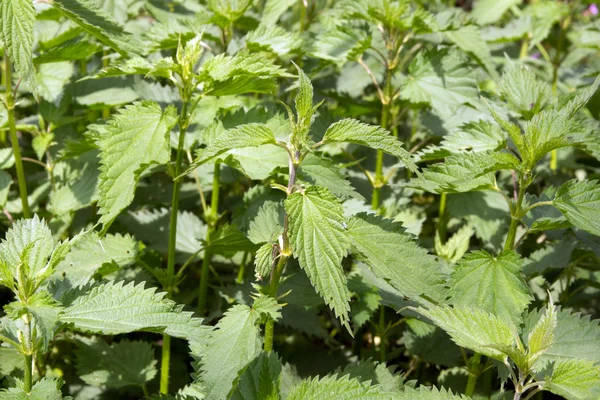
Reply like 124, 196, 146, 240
410, 151, 519, 194
310, 22, 372, 67
0, 170, 12, 208
1, 0, 36, 92
254, 243, 274, 282
337, 359, 405, 393
196, 304, 263, 400
96, 101, 178, 230
52, 0, 142, 56
554, 180, 600, 236
198, 52, 291, 96
248, 201, 284, 245
521, 110, 572, 167
444, 25, 497, 78
34, 40, 102, 64
403, 321, 462, 367
472, 0, 522, 25
260, 0, 295, 26
293, 66, 319, 143
440, 120, 506, 153
346, 213, 447, 305
435, 224, 473, 264
528, 302, 557, 364
209, 224, 257, 256
60, 281, 203, 339
189, 124, 277, 171
348, 274, 381, 331
75, 336, 157, 388
246, 25, 302, 56
400, 49, 478, 113
499, 64, 551, 119
322, 119, 417, 173
0, 377, 66, 400
449, 250, 532, 324
544, 359, 600, 400
208, 0, 251, 25
0, 215, 54, 285
53, 232, 138, 287
285, 186, 352, 328
35, 61, 74, 102
522, 307, 600, 366
414, 305, 518, 361
396, 386, 470, 400
286, 374, 393, 400
90, 56, 175, 79
298, 154, 364, 201
48, 152, 99, 215
230, 351, 282, 400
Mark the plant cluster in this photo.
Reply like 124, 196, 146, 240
1, 0, 600, 399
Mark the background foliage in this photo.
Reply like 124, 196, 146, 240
1, 0, 600, 399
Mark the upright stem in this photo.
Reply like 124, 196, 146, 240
22, 314, 32, 393
198, 162, 220, 314
550, 17, 569, 172
465, 352, 482, 397
372, 76, 391, 210
437, 192, 448, 242
504, 174, 527, 251
160, 99, 189, 395
264, 155, 297, 352
5, 56, 30, 218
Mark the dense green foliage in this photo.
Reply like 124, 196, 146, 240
1, 0, 600, 399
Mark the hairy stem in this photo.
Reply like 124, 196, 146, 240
264, 155, 298, 352
4, 55, 31, 218
465, 352, 482, 397
160, 98, 189, 395
504, 174, 527, 251
198, 162, 220, 314
437, 192, 448, 243
22, 314, 33, 393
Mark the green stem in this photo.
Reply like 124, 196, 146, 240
264, 156, 298, 352
465, 352, 482, 397
22, 314, 33, 393
160, 99, 189, 395
236, 252, 249, 283
438, 192, 448, 243
504, 174, 527, 251
198, 162, 220, 314
378, 306, 386, 362
5, 55, 30, 218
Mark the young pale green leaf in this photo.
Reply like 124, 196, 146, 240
286, 374, 393, 400
499, 64, 551, 119
522, 307, 600, 366
322, 119, 417, 173
189, 124, 277, 172
75, 337, 157, 388
285, 186, 352, 328
196, 304, 263, 400
96, 101, 178, 230
208, 0, 251, 25
521, 110, 572, 167
449, 250, 532, 324
347, 213, 447, 305
0, 215, 53, 283
230, 351, 282, 400
415, 305, 518, 361
260, 0, 295, 27
0, 377, 66, 400
60, 281, 204, 339
435, 224, 473, 263
553, 180, 600, 236
544, 358, 600, 400
52, 0, 141, 56
528, 301, 558, 363
1, 0, 36, 91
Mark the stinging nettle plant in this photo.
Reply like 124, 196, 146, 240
1, 0, 600, 400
